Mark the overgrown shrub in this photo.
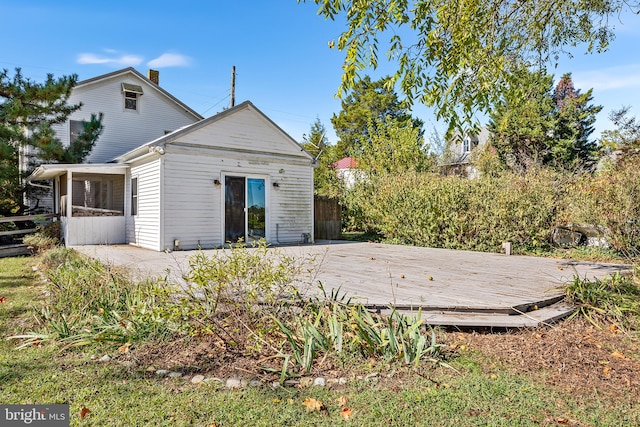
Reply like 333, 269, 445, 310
159, 240, 316, 338
560, 161, 640, 257
23, 221, 61, 253
346, 169, 560, 252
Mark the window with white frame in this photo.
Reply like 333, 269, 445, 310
463, 135, 471, 153
131, 177, 138, 216
121, 83, 143, 111
69, 120, 84, 144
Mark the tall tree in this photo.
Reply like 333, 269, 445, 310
551, 73, 602, 171
358, 116, 434, 174
331, 75, 424, 158
302, 117, 343, 197
489, 68, 601, 173
488, 67, 556, 173
302, 0, 631, 134
0, 68, 103, 215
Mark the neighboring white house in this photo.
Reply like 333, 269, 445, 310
28, 101, 316, 250
332, 156, 360, 189
441, 127, 491, 178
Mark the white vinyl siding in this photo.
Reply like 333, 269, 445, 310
126, 158, 162, 250
50, 71, 200, 163
161, 149, 312, 250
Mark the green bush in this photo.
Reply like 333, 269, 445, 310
560, 162, 640, 257
23, 221, 61, 253
346, 170, 560, 252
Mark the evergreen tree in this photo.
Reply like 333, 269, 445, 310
0, 68, 103, 215
331, 76, 424, 159
551, 73, 602, 171
302, 117, 342, 197
488, 67, 556, 173
489, 68, 601, 173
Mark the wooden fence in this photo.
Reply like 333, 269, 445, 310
0, 213, 57, 257
314, 196, 341, 240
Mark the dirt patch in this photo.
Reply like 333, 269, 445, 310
459, 317, 640, 401
125, 317, 639, 402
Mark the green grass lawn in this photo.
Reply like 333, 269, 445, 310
1, 256, 638, 426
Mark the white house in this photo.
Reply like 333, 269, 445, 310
441, 127, 491, 178
27, 101, 316, 250
23, 68, 203, 214
52, 67, 203, 163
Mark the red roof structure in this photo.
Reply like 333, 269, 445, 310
332, 156, 357, 169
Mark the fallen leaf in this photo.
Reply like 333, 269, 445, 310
341, 407, 353, 420
80, 406, 91, 419
302, 397, 325, 412
337, 396, 349, 407
0, 296, 6, 303
603, 366, 611, 376
118, 342, 131, 354
611, 350, 626, 359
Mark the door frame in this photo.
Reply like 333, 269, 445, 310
220, 172, 270, 244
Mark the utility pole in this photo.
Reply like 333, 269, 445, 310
230, 66, 236, 108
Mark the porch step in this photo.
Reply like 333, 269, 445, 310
420, 302, 576, 328
372, 301, 576, 329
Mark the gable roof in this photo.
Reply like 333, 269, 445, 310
114, 100, 314, 163
76, 67, 203, 121
332, 157, 358, 169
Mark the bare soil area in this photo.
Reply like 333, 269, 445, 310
129, 317, 639, 403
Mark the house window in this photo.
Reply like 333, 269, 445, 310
463, 136, 471, 153
124, 91, 138, 110
70, 120, 84, 144
131, 177, 138, 216
121, 83, 143, 111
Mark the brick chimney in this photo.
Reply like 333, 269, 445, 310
148, 69, 159, 85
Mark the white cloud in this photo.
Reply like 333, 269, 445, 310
572, 64, 640, 91
76, 51, 143, 67
147, 53, 192, 68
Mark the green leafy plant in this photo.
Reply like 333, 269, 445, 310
11, 248, 173, 348
23, 221, 61, 253
565, 271, 640, 329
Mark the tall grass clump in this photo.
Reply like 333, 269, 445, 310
565, 271, 640, 330
273, 285, 447, 377
12, 248, 173, 347
23, 221, 61, 253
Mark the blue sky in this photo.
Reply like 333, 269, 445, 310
2, 1, 640, 146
